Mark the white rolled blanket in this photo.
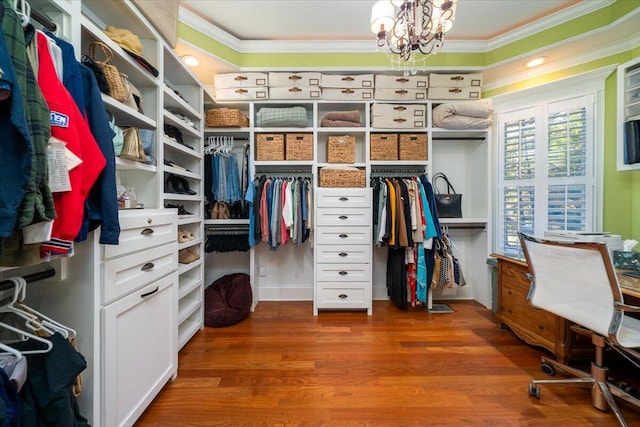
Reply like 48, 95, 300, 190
432, 101, 494, 129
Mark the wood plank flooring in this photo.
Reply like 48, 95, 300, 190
136, 300, 640, 426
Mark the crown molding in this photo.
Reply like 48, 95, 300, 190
485, 0, 613, 51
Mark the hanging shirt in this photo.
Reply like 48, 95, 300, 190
36, 31, 106, 254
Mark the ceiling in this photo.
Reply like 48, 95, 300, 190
179, 0, 580, 42
173, 0, 634, 90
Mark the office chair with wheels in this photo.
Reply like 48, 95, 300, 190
519, 232, 640, 427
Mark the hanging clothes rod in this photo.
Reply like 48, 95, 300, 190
444, 224, 486, 230
370, 169, 426, 175
255, 170, 313, 175
0, 268, 56, 292
432, 136, 486, 141
29, 8, 57, 32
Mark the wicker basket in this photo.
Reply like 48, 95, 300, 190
285, 133, 313, 160
206, 108, 250, 127
370, 134, 398, 160
319, 167, 366, 188
399, 133, 427, 160
327, 135, 356, 163
256, 134, 285, 161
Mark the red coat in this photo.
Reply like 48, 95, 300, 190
37, 31, 106, 254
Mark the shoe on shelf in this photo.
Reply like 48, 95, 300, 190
178, 248, 200, 264
178, 228, 191, 243
164, 203, 193, 216
170, 174, 197, 195
164, 159, 189, 171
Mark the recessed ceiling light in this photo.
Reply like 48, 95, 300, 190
526, 56, 547, 68
181, 55, 200, 67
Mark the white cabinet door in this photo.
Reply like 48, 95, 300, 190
102, 273, 178, 427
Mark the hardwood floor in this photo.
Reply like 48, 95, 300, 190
136, 300, 640, 426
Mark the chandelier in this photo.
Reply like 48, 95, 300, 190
371, 0, 457, 72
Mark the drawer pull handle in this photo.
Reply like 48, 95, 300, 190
140, 286, 159, 298
140, 228, 154, 235
338, 215, 348, 220
338, 271, 348, 276
338, 294, 348, 299
338, 252, 348, 257
339, 197, 349, 201
141, 262, 155, 271
339, 234, 349, 239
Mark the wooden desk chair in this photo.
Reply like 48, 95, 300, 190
519, 232, 640, 427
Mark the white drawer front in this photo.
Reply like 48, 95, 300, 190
429, 73, 483, 88
316, 264, 371, 282
371, 103, 426, 118
269, 72, 321, 87
316, 245, 371, 264
315, 227, 371, 245
214, 72, 268, 88
269, 86, 322, 99
375, 75, 428, 89
316, 188, 371, 208
428, 87, 481, 100
321, 74, 374, 88
321, 88, 373, 101
316, 283, 369, 308
215, 87, 269, 101
102, 243, 178, 304
371, 115, 426, 129
316, 208, 370, 226
103, 210, 176, 259
374, 88, 427, 101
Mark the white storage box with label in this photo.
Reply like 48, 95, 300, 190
371, 103, 426, 129
270, 86, 322, 100
428, 87, 481, 100
269, 72, 321, 87
321, 74, 374, 89
214, 72, 268, 88
429, 73, 482, 88
322, 88, 374, 101
374, 88, 427, 101
215, 87, 269, 101
375, 74, 428, 89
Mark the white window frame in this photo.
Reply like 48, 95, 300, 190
491, 67, 613, 256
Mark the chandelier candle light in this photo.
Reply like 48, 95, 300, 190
371, 0, 457, 72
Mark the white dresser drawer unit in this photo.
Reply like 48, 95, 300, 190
375, 74, 428, 89
316, 283, 370, 309
371, 103, 426, 129
269, 72, 321, 87
316, 264, 372, 282
429, 73, 483, 88
315, 227, 372, 245
316, 188, 371, 208
102, 243, 179, 304
316, 245, 371, 264
103, 210, 176, 259
269, 86, 322, 99
428, 87, 481, 100
214, 72, 268, 88
316, 208, 370, 226
321, 73, 374, 88
215, 87, 269, 101
322, 88, 374, 101
374, 88, 427, 101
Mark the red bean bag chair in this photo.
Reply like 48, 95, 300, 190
204, 273, 252, 327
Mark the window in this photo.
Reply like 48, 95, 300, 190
495, 89, 598, 259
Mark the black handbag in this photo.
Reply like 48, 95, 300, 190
432, 172, 462, 218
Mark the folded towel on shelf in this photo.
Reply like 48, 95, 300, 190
320, 110, 362, 126
432, 101, 494, 129
321, 118, 364, 127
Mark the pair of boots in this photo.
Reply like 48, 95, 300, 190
165, 174, 196, 195
210, 202, 230, 219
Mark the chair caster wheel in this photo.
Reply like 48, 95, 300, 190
541, 363, 555, 376
529, 383, 541, 399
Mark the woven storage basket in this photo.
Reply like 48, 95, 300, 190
319, 168, 366, 188
327, 135, 356, 163
256, 134, 285, 161
206, 108, 249, 127
370, 134, 398, 160
285, 133, 313, 160
399, 133, 427, 160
